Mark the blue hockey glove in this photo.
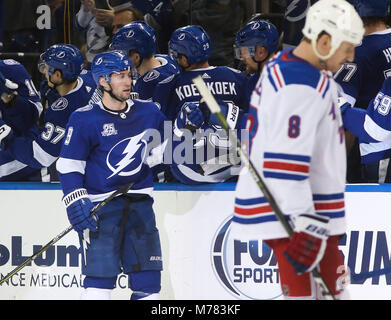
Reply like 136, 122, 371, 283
338, 97, 351, 116
0, 120, 14, 151
39, 79, 61, 104
175, 102, 204, 132
284, 214, 329, 275
62, 188, 98, 233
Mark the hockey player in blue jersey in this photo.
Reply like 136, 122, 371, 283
334, 0, 391, 182
152, 25, 249, 184
340, 77, 391, 182
234, 18, 280, 99
154, 25, 248, 119
56, 50, 166, 300
170, 100, 248, 184
0, 59, 42, 137
0, 44, 98, 181
110, 21, 179, 101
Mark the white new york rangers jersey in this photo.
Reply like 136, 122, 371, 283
232, 49, 347, 240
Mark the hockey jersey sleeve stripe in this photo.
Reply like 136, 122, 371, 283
32, 141, 58, 167
263, 171, 308, 181
232, 215, 278, 224
312, 193, 344, 200
0, 160, 27, 176
56, 157, 86, 175
315, 210, 345, 219
235, 196, 267, 206
313, 193, 345, 218
263, 152, 311, 163
234, 204, 273, 215
363, 114, 391, 142
360, 140, 391, 161
263, 161, 309, 173
314, 201, 345, 210
263, 152, 310, 180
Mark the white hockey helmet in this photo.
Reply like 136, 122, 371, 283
302, 0, 365, 61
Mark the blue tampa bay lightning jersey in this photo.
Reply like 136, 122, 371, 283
335, 29, 391, 108
0, 59, 42, 136
170, 101, 248, 185
153, 66, 248, 121
56, 99, 167, 202
342, 77, 391, 164
0, 75, 99, 181
134, 54, 179, 100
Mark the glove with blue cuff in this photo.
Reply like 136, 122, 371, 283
63, 188, 98, 233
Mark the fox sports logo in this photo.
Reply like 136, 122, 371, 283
211, 216, 283, 300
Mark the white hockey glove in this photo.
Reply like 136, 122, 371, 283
338, 97, 351, 116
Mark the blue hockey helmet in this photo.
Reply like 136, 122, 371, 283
353, 0, 390, 17
91, 51, 132, 86
110, 21, 157, 58
38, 44, 84, 80
168, 25, 211, 64
234, 20, 279, 60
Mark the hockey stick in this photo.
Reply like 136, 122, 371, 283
0, 182, 134, 286
192, 75, 336, 300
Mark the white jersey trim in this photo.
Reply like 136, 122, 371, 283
56, 157, 86, 175
360, 138, 391, 156
363, 114, 391, 142
0, 160, 27, 177
33, 141, 57, 167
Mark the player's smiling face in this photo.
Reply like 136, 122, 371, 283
109, 70, 132, 101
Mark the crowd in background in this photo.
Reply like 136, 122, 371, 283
0, 0, 289, 84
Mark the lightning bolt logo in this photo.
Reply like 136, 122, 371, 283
106, 131, 148, 179
286, 0, 310, 22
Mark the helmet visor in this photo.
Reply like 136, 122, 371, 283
168, 48, 179, 61
233, 45, 256, 60
37, 53, 47, 74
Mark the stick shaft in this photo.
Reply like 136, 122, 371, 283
0, 183, 133, 285
192, 75, 335, 300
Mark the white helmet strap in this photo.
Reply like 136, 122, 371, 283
311, 36, 339, 64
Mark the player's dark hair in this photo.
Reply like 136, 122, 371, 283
362, 16, 388, 27
54, 69, 77, 84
